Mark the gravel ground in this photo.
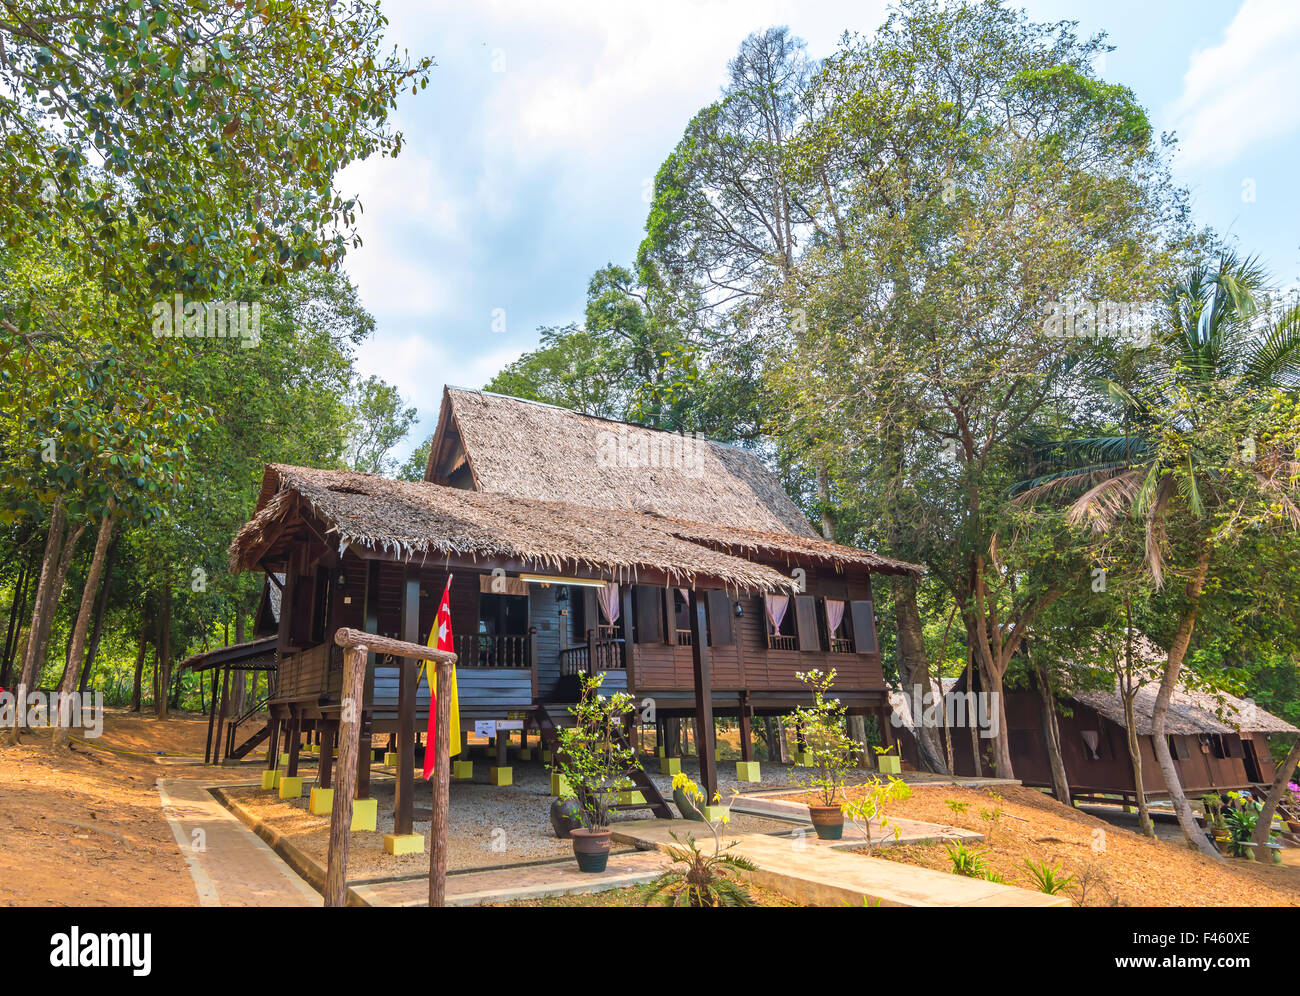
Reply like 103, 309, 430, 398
226, 754, 804, 879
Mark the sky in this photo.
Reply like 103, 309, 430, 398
334, 0, 1300, 462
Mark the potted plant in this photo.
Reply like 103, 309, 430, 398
874, 743, 902, 775
792, 669, 859, 840
551, 672, 636, 873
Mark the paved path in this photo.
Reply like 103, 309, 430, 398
157, 778, 321, 907
351, 850, 670, 906
612, 818, 1068, 907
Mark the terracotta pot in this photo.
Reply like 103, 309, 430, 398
809, 804, 845, 840
570, 827, 613, 873
1286, 821, 1300, 835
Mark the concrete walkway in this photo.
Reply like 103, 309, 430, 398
612, 818, 1069, 907
351, 850, 670, 906
157, 778, 321, 907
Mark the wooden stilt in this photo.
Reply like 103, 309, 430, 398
739, 691, 754, 763
319, 720, 336, 789
688, 590, 717, 801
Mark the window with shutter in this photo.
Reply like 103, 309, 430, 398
848, 600, 878, 653
633, 586, 664, 643
794, 595, 820, 651
705, 590, 733, 645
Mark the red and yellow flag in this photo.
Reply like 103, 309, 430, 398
424, 576, 461, 778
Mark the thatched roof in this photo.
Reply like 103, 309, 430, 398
229, 465, 804, 591
426, 388, 820, 537
1073, 682, 1298, 736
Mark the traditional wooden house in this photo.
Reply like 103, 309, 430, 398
221, 387, 921, 831
915, 672, 1298, 802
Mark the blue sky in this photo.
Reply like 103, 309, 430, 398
336, 0, 1300, 461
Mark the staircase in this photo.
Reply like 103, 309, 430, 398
223, 694, 272, 761
533, 703, 672, 819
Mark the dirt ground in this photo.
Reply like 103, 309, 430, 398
0, 709, 233, 907
779, 782, 1300, 906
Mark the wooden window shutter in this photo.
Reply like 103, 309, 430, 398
582, 588, 598, 639
849, 600, 878, 654
705, 590, 733, 645
662, 589, 674, 645
794, 595, 820, 651
634, 586, 663, 644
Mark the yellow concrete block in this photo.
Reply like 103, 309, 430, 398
702, 805, 728, 823
453, 759, 474, 780
657, 746, 666, 757
383, 833, 426, 856
490, 766, 513, 786
736, 761, 761, 782
660, 757, 681, 775
619, 790, 645, 805
714, 748, 724, 762
383, 751, 398, 766
550, 773, 573, 797
541, 750, 552, 763
309, 787, 334, 816
518, 748, 533, 761
351, 798, 378, 832
261, 770, 278, 790
278, 753, 290, 768
278, 776, 303, 799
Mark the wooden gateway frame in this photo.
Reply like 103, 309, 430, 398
326, 628, 456, 908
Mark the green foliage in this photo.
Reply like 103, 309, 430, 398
842, 776, 912, 853
1021, 859, 1077, 896
638, 831, 758, 908
791, 668, 859, 805
551, 673, 636, 830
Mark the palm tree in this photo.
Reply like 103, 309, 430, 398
1014, 250, 1300, 856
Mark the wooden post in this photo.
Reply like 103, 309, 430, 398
264, 716, 281, 772
396, 568, 420, 836
286, 709, 302, 777
319, 720, 336, 789
738, 691, 754, 763
204, 668, 219, 765
688, 590, 717, 801
324, 644, 367, 908
212, 663, 231, 765
429, 654, 452, 907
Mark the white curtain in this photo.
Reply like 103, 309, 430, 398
597, 582, 620, 624
765, 594, 790, 633
825, 598, 845, 636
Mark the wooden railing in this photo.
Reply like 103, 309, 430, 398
829, 637, 853, 654
675, 628, 693, 646
560, 630, 626, 674
767, 632, 798, 651
454, 633, 531, 669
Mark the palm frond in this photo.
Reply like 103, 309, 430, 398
1143, 474, 1176, 590
1066, 469, 1143, 534
1244, 298, 1300, 388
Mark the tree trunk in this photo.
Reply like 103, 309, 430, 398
155, 585, 172, 719
1251, 737, 1300, 849
79, 539, 116, 693
130, 612, 148, 712
1, 557, 30, 686
965, 650, 982, 776
893, 577, 948, 773
1122, 693, 1155, 836
1149, 547, 1217, 857
1035, 662, 1071, 805
815, 462, 836, 542
230, 607, 247, 716
5, 498, 83, 746
54, 509, 114, 747
847, 714, 869, 768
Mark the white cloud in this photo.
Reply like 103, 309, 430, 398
1169, 0, 1300, 168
